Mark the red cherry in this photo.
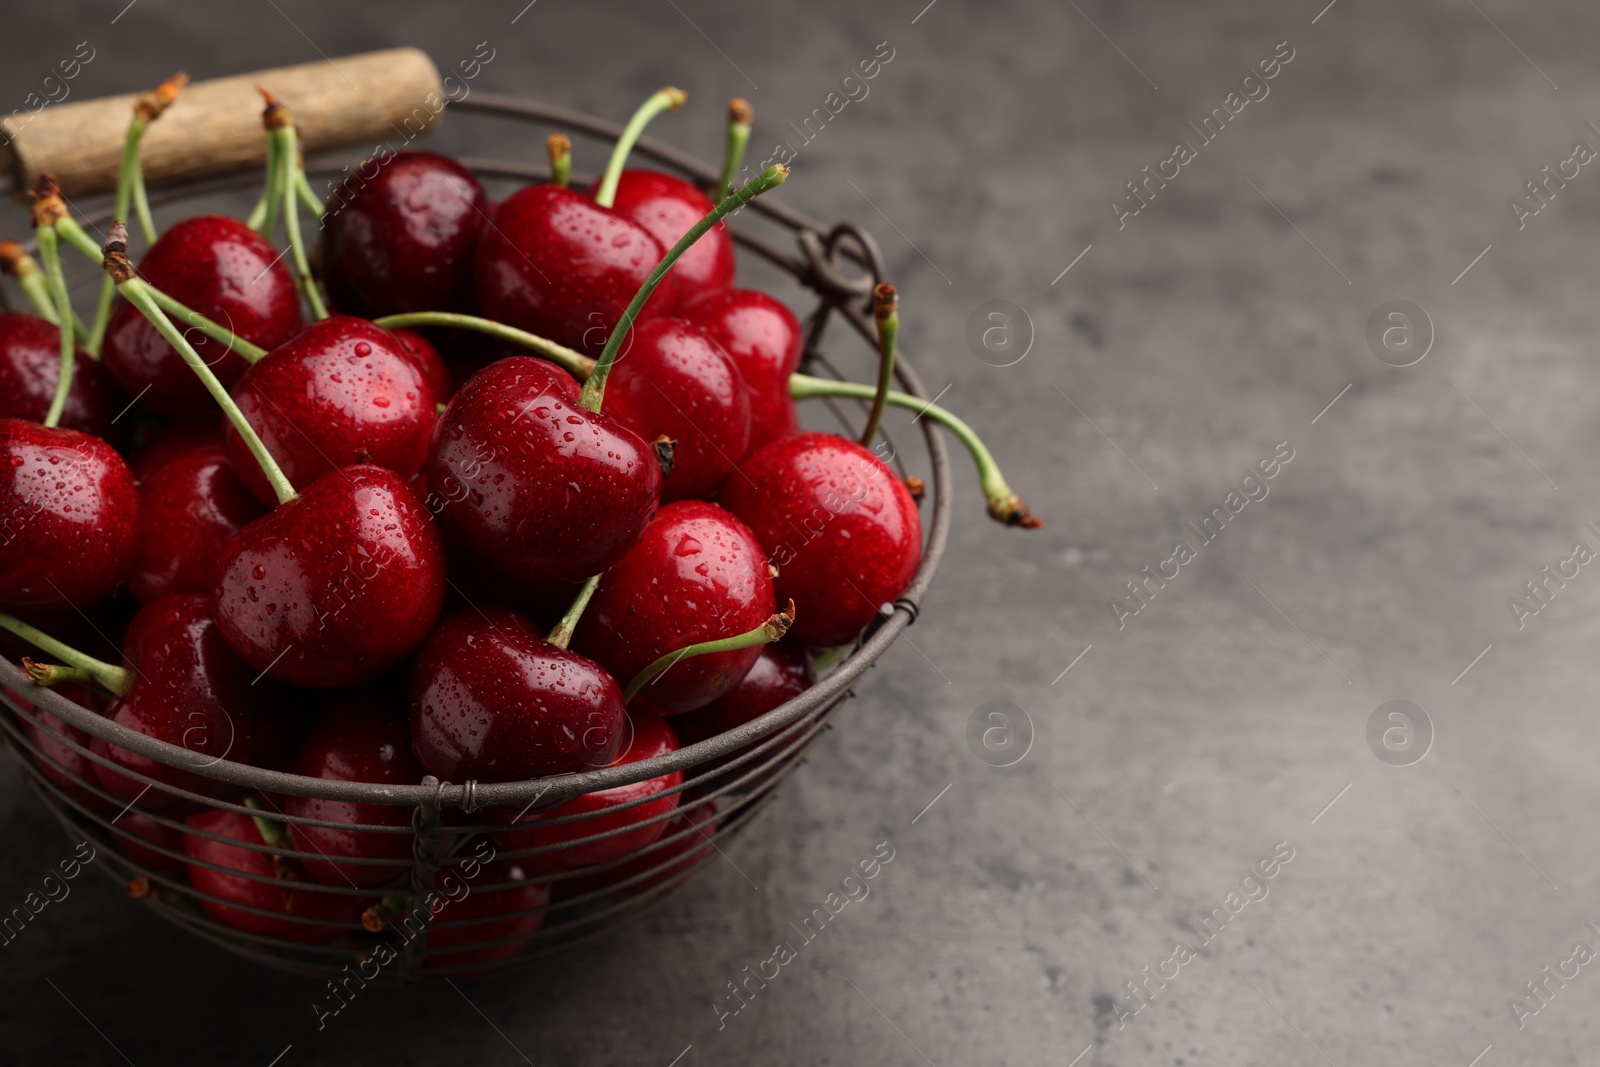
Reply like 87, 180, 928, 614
221, 317, 441, 505
719, 433, 922, 648
675, 642, 816, 746
0, 419, 140, 609
212, 465, 447, 688
424, 858, 550, 971
472, 184, 680, 355
130, 421, 221, 482
101, 215, 302, 419
409, 607, 625, 783
183, 806, 372, 943
321, 150, 489, 318
680, 288, 804, 451
285, 691, 422, 889
426, 356, 660, 585
499, 709, 682, 871
602, 170, 735, 293
110, 809, 186, 877
577, 501, 775, 713
129, 441, 266, 604
391, 328, 455, 403
0, 312, 126, 442
18, 681, 108, 807
603, 317, 751, 502
561, 798, 717, 899
89, 593, 290, 813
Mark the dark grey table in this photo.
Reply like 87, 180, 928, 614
4, 1, 1599, 1063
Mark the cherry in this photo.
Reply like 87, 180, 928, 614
129, 440, 266, 603
0, 312, 126, 442
0, 418, 140, 609
472, 183, 680, 355
183, 805, 372, 943
130, 420, 221, 482
680, 288, 803, 451
390, 327, 454, 403
498, 709, 683, 871
321, 150, 489, 318
212, 464, 447, 688
602, 317, 750, 502
577, 500, 775, 712
221, 317, 442, 506
409, 606, 626, 783
719, 432, 921, 648
85, 593, 290, 813
284, 691, 421, 889
562, 798, 717, 899
110, 809, 186, 877
675, 642, 815, 747
18, 681, 108, 807
426, 356, 660, 584
424, 859, 550, 971
101, 215, 301, 419
602, 170, 735, 293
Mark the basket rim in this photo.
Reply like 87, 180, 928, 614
0, 93, 955, 812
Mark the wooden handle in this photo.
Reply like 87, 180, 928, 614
0, 48, 444, 198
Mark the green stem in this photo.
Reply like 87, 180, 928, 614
243, 794, 291, 846
130, 154, 157, 246
0, 612, 132, 696
720, 97, 752, 195
859, 283, 898, 448
294, 170, 325, 218
372, 312, 594, 379
277, 126, 328, 320
622, 603, 794, 704
52, 216, 267, 362
1, 244, 60, 325
547, 132, 571, 189
35, 226, 74, 428
21, 661, 99, 690
580, 164, 789, 412
84, 117, 152, 356
788, 373, 1042, 528
249, 132, 283, 236
547, 574, 602, 651
115, 268, 298, 506
593, 87, 686, 209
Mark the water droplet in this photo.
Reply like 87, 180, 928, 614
354, 341, 372, 356
252, 565, 266, 580
674, 535, 702, 558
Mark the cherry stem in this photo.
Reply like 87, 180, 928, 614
547, 132, 571, 189
273, 124, 329, 320
107, 228, 299, 506
21, 659, 98, 690
593, 87, 687, 209
0, 242, 65, 329
788, 373, 1043, 529
622, 601, 794, 704
580, 164, 789, 413
294, 169, 325, 218
0, 612, 132, 696
547, 573, 602, 651
720, 97, 753, 195
859, 283, 898, 448
372, 312, 595, 379
51, 215, 267, 362
247, 133, 283, 234
243, 794, 291, 847
34, 226, 74, 429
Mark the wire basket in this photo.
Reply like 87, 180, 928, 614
0, 92, 952, 981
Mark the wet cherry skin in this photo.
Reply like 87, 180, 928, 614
211, 464, 448, 688
130, 421, 221, 482
472, 184, 680, 355
0, 419, 140, 609
409, 606, 626, 783
424, 857, 551, 972
183, 805, 373, 943
89, 593, 291, 814
602, 317, 751, 502
602, 170, 735, 294
222, 317, 442, 506
719, 432, 922, 648
425, 356, 661, 585
285, 691, 422, 889
129, 441, 266, 603
680, 288, 804, 452
577, 501, 775, 713
497, 709, 683, 871
560, 798, 718, 899
101, 215, 302, 419
0, 312, 126, 443
321, 150, 489, 318
674, 642, 816, 747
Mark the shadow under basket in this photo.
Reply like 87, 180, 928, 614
0, 92, 952, 981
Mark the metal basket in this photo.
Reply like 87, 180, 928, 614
0, 92, 951, 981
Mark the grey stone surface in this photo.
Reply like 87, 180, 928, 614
3, 0, 1600, 1063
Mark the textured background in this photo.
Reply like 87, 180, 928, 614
3, 1, 1600, 1064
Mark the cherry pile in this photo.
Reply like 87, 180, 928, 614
0, 78, 1037, 969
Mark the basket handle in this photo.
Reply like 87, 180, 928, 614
0, 48, 445, 199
